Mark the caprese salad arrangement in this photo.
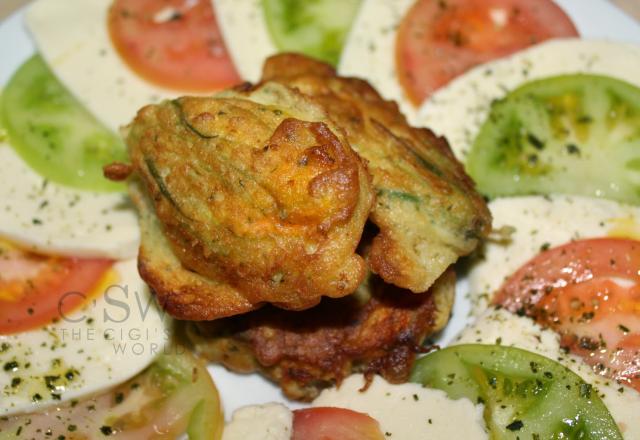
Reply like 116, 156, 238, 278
0, 0, 639, 438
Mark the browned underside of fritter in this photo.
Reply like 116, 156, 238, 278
187, 269, 455, 401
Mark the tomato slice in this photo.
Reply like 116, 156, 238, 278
0, 241, 112, 334
411, 344, 622, 439
494, 238, 640, 392
293, 407, 385, 440
108, 0, 240, 91
396, 0, 579, 105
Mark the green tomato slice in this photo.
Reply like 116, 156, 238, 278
1, 55, 126, 192
262, 0, 361, 66
410, 344, 622, 440
0, 351, 224, 439
466, 74, 640, 205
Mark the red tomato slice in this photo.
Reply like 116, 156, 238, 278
494, 238, 640, 392
108, 0, 240, 91
396, 0, 579, 105
292, 407, 385, 440
0, 241, 112, 334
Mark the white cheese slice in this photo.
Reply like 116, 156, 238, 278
26, 0, 183, 132
0, 143, 139, 259
0, 258, 171, 416
313, 374, 488, 439
338, 0, 416, 121
223, 403, 293, 440
213, 0, 277, 83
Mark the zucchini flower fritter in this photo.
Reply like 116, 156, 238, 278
120, 83, 374, 319
261, 54, 492, 293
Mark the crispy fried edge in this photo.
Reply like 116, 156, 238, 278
186, 269, 455, 400
130, 180, 259, 320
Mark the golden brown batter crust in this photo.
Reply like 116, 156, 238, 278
125, 83, 374, 318
261, 54, 491, 293
110, 54, 490, 322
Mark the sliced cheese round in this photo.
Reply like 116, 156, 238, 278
0, 258, 172, 416
0, 144, 139, 259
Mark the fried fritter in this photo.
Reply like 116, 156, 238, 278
260, 54, 492, 293
186, 269, 455, 401
124, 82, 374, 319
109, 53, 489, 321
130, 181, 255, 319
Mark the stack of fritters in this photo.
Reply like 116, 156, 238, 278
108, 54, 491, 399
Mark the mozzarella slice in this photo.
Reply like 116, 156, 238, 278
223, 403, 293, 440
26, 0, 182, 132
467, 195, 640, 313
313, 374, 488, 439
338, 0, 416, 120
418, 39, 640, 160
213, 0, 277, 83
0, 144, 138, 259
456, 308, 640, 439
0, 258, 171, 416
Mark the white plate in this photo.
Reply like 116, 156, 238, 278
0, 0, 639, 419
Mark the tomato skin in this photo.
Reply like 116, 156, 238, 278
396, 0, 578, 105
0, 243, 112, 334
108, 0, 240, 91
494, 238, 640, 392
411, 344, 622, 439
292, 407, 385, 440
465, 74, 640, 205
